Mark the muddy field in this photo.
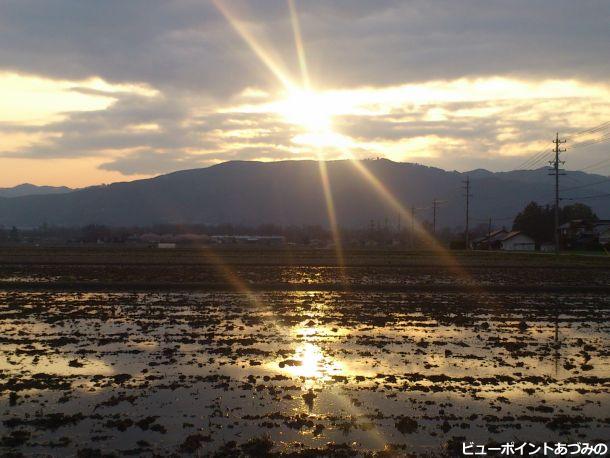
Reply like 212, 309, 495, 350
0, 248, 609, 457
1, 247, 609, 290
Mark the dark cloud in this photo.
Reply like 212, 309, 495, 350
98, 145, 301, 175
99, 150, 214, 175
1, 0, 609, 178
0, 1, 608, 95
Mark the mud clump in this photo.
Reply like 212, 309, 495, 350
395, 416, 418, 434
240, 436, 274, 457
68, 359, 84, 368
180, 433, 212, 453
1, 430, 30, 447
278, 359, 301, 368
302, 389, 317, 410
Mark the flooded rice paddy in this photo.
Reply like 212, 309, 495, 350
1, 288, 609, 456
2, 264, 610, 288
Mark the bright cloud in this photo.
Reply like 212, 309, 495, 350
0, 1, 609, 186
0, 72, 157, 124
220, 77, 610, 162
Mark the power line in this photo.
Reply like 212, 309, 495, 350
472, 216, 514, 222
561, 177, 610, 192
572, 133, 610, 149
515, 148, 552, 170
577, 157, 610, 173
567, 120, 610, 140
563, 192, 610, 200
527, 151, 555, 169
514, 121, 609, 171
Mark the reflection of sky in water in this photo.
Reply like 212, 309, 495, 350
0, 290, 608, 455
0, 354, 114, 377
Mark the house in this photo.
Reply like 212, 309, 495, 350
499, 231, 535, 251
211, 235, 286, 245
560, 219, 590, 238
560, 219, 610, 249
560, 219, 595, 249
471, 229, 509, 250
593, 220, 610, 237
143, 233, 211, 247
599, 227, 610, 247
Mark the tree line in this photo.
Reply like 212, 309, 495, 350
512, 202, 598, 244
0, 202, 601, 249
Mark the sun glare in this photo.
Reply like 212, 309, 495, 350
279, 341, 345, 380
272, 89, 353, 149
292, 131, 353, 149
296, 342, 325, 378
277, 90, 332, 132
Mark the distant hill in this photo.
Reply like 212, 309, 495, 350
0, 160, 608, 228
0, 183, 72, 198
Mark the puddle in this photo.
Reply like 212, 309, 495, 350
0, 290, 608, 456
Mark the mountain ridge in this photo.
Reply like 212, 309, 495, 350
0, 183, 72, 198
1, 159, 608, 228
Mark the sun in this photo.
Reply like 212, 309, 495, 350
277, 89, 332, 132
273, 89, 353, 149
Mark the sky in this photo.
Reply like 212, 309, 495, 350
0, 0, 609, 187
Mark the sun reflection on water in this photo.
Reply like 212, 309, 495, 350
276, 322, 348, 382
279, 341, 347, 383
285, 342, 329, 379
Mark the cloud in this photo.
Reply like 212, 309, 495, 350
99, 150, 214, 175
1, 90, 213, 158
1, 1, 610, 183
98, 146, 301, 175
1, 1, 608, 95
3, 74, 610, 176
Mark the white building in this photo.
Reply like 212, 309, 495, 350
500, 231, 535, 251
599, 227, 610, 247
210, 235, 286, 245
471, 229, 509, 250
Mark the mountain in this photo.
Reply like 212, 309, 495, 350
0, 159, 608, 228
0, 183, 72, 198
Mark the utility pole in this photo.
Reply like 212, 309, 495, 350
549, 132, 566, 255
410, 205, 415, 249
487, 217, 492, 250
432, 199, 446, 236
432, 199, 438, 235
463, 176, 472, 249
